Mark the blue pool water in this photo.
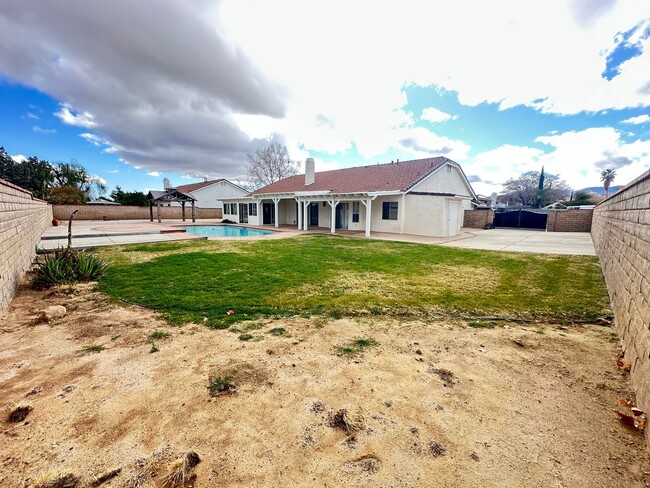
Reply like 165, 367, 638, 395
178, 225, 275, 237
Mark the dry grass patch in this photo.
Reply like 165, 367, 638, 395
31, 470, 79, 488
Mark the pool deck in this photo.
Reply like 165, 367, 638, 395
39, 220, 595, 256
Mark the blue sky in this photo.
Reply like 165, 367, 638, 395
1, 0, 650, 196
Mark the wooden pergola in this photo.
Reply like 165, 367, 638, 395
147, 189, 197, 223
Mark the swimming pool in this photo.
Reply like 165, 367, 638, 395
177, 225, 276, 237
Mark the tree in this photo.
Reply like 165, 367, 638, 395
246, 142, 300, 188
0, 147, 54, 200
562, 190, 599, 207
501, 170, 571, 207
536, 166, 545, 208
601, 168, 616, 197
53, 160, 106, 200
110, 186, 149, 206
48, 186, 86, 204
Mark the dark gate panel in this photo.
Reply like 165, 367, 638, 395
494, 211, 520, 228
519, 210, 547, 230
494, 210, 547, 230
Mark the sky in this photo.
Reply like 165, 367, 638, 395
1, 0, 650, 196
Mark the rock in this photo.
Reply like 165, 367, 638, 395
40, 305, 67, 322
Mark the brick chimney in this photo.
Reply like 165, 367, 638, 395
305, 158, 315, 186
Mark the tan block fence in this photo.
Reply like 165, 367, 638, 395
0, 179, 52, 314
591, 170, 650, 447
463, 208, 593, 232
53, 205, 222, 221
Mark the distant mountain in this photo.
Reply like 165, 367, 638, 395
577, 186, 621, 195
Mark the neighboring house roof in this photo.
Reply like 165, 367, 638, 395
252, 157, 454, 195
173, 179, 247, 194
88, 197, 120, 205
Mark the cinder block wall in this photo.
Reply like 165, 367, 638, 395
547, 209, 593, 232
591, 169, 650, 446
53, 205, 222, 221
0, 179, 52, 314
463, 209, 494, 228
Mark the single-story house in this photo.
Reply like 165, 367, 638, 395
161, 178, 248, 209
222, 156, 477, 238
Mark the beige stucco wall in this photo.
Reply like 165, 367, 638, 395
410, 163, 473, 196
1, 179, 52, 314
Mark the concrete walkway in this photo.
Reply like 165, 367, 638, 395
440, 229, 596, 255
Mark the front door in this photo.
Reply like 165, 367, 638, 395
309, 203, 319, 226
238, 203, 248, 224
335, 203, 349, 229
262, 203, 275, 225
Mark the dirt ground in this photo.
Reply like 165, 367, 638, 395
1, 279, 649, 488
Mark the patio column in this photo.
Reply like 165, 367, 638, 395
296, 198, 303, 230
149, 202, 153, 222
399, 193, 406, 234
272, 197, 280, 227
256, 201, 261, 224
181, 201, 186, 221
157, 202, 161, 223
191, 201, 196, 222
304, 201, 309, 231
328, 199, 338, 234
362, 198, 372, 237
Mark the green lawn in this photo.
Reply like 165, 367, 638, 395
97, 235, 610, 328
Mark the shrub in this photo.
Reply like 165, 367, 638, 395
33, 247, 108, 288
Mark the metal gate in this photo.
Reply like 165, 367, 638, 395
494, 209, 548, 230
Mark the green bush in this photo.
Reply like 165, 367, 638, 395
33, 248, 108, 288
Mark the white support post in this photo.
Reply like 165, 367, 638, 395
328, 200, 338, 234
362, 198, 372, 237
256, 201, 261, 225
399, 193, 406, 234
304, 201, 309, 231
296, 198, 303, 230
273, 198, 280, 228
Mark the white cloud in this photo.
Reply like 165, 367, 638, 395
55, 104, 97, 128
621, 114, 650, 124
80, 132, 107, 145
468, 127, 650, 194
2, 0, 650, 179
0, 1, 286, 179
88, 175, 107, 185
32, 125, 56, 134
420, 107, 457, 123
11, 154, 27, 163
105, 169, 119, 174
147, 171, 161, 177
23, 111, 39, 120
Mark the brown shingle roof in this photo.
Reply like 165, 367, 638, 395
174, 179, 225, 193
252, 157, 451, 195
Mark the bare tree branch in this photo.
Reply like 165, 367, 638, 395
246, 142, 301, 188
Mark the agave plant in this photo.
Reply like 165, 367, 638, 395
33, 248, 108, 288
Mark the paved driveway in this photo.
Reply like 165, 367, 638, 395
441, 229, 596, 255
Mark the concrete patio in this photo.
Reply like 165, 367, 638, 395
441, 228, 596, 255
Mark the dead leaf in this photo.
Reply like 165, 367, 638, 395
616, 399, 646, 432
616, 360, 631, 372
226, 310, 235, 316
